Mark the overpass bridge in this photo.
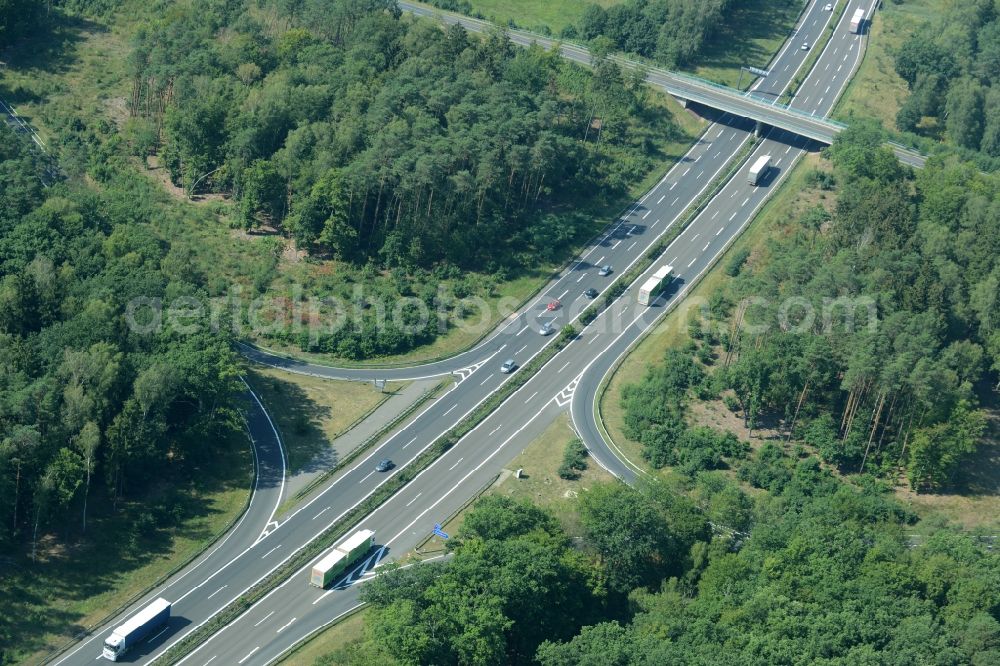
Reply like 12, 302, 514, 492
398, 1, 927, 169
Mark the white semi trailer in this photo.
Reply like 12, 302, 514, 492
102, 598, 171, 661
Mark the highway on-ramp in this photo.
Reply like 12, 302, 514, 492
54, 1, 877, 663
50, 384, 286, 665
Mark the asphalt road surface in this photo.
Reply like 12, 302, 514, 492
55, 1, 878, 663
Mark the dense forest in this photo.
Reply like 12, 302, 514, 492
106, 0, 687, 357
0, 0, 42, 47
621, 123, 1000, 492
323, 471, 999, 664
125, 0, 665, 270
565, 0, 746, 66
0, 124, 242, 562
893, 0, 1000, 162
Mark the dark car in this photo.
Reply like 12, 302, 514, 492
375, 459, 393, 472
584, 288, 599, 299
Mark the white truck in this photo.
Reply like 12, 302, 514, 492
310, 529, 375, 588
638, 265, 673, 305
102, 598, 171, 661
748, 155, 771, 186
850, 8, 865, 34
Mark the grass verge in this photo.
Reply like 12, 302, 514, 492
465, 0, 620, 34
687, 0, 806, 88
243, 368, 405, 475
10, 426, 253, 665
276, 606, 369, 665
832, 0, 942, 126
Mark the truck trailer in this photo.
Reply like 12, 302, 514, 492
102, 598, 171, 661
637, 265, 674, 305
850, 8, 865, 34
310, 529, 375, 588
748, 155, 771, 186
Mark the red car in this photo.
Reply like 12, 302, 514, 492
546, 299, 561, 311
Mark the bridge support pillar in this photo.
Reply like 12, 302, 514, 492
754, 120, 766, 138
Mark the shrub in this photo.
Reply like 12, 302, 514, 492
558, 438, 589, 480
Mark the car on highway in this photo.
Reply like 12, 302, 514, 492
539, 321, 554, 336
598, 265, 612, 276
500, 359, 517, 374
375, 459, 393, 472
801, 42, 809, 50
546, 299, 561, 311
824, 3, 833, 10
584, 288, 598, 299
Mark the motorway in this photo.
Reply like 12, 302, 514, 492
54, 1, 877, 664
51, 385, 286, 664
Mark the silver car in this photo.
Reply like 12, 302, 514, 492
500, 359, 517, 374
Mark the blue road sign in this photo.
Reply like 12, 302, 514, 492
433, 523, 450, 539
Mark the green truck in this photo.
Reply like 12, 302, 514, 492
310, 529, 375, 588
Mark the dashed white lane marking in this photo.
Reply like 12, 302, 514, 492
657, 194, 665, 204
672, 196, 679, 205
716, 227, 724, 236
642, 209, 651, 219
825, 85, 830, 94
692, 234, 699, 241
406, 493, 421, 507
687, 257, 697, 268
443, 404, 457, 416
742, 197, 750, 207
729, 211, 738, 221
588, 333, 600, 344
683, 167, 690, 176
254, 611, 274, 627
359, 470, 376, 484
524, 391, 538, 404
206, 585, 227, 600
517, 324, 528, 334
313, 506, 330, 520
488, 425, 502, 436
628, 241, 637, 251
516, 344, 527, 355
786, 145, 792, 154
558, 289, 569, 299
576, 273, 586, 282
448, 457, 465, 471
837, 64, 842, 72
669, 181, 676, 190
147, 627, 169, 644
238, 647, 260, 664
711, 210, 719, 219
203, 656, 218, 666
703, 243, 710, 251
403, 436, 418, 449
559, 360, 571, 373
277, 618, 296, 634
261, 544, 281, 559
731, 190, 738, 198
